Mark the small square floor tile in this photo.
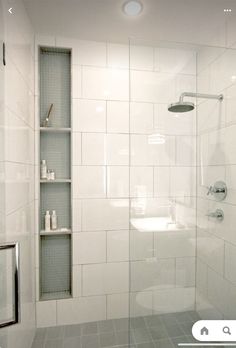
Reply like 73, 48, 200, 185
81, 334, 100, 348
81, 322, 98, 336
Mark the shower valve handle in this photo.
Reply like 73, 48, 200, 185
206, 181, 227, 201
206, 209, 224, 221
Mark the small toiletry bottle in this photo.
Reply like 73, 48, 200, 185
45, 211, 51, 231
41, 160, 47, 179
47, 169, 51, 180
51, 210, 58, 230
50, 170, 55, 181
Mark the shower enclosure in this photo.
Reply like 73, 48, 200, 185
33, 36, 236, 348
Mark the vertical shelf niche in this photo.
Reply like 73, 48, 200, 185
39, 47, 72, 301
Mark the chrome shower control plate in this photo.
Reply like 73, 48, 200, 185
207, 181, 227, 201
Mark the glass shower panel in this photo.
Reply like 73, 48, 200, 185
129, 39, 197, 345
196, 44, 236, 321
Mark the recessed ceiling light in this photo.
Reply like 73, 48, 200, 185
123, 1, 143, 16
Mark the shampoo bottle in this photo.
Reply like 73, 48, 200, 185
41, 160, 47, 179
45, 211, 51, 232
51, 210, 58, 230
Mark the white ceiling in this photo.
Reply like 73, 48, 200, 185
23, 0, 236, 46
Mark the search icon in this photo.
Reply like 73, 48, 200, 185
223, 326, 231, 335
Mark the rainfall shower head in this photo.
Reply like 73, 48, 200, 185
168, 101, 195, 113
168, 92, 223, 114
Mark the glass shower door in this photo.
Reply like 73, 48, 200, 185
128, 38, 197, 346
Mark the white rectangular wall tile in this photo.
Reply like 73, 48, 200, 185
106, 134, 129, 165
131, 134, 175, 166
107, 43, 129, 69
107, 293, 129, 319
73, 166, 106, 198
130, 291, 153, 317
107, 230, 129, 262
154, 230, 196, 258
36, 301, 57, 328
155, 47, 196, 75
57, 296, 106, 325
130, 259, 175, 292
130, 45, 154, 71
73, 232, 106, 264
130, 102, 154, 134
107, 166, 129, 198
73, 99, 106, 132
82, 199, 129, 231
107, 101, 129, 133
82, 262, 129, 296
153, 288, 195, 314
225, 242, 236, 285
73, 133, 82, 165
73, 265, 82, 297
197, 229, 224, 275
82, 66, 129, 101
130, 229, 153, 261
130, 166, 154, 197
77, 40, 107, 67
82, 133, 106, 165
73, 199, 82, 231
176, 257, 196, 287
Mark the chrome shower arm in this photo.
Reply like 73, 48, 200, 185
179, 92, 223, 103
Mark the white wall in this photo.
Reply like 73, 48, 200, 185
196, 45, 236, 319
35, 36, 197, 327
0, 0, 36, 347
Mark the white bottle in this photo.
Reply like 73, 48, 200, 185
41, 160, 47, 179
45, 211, 51, 232
51, 210, 58, 230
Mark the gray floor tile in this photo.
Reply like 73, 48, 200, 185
180, 322, 194, 336
63, 336, 81, 348
149, 326, 168, 340
136, 342, 155, 348
153, 338, 174, 348
115, 330, 130, 346
45, 340, 63, 348
31, 340, 44, 348
174, 311, 193, 323
144, 315, 164, 329
188, 311, 200, 321
171, 335, 189, 347
81, 322, 98, 335
160, 314, 178, 328
34, 328, 47, 341
133, 327, 152, 344
131, 317, 147, 329
165, 324, 185, 338
81, 334, 100, 348
98, 320, 114, 333
65, 324, 82, 337
99, 332, 117, 348
113, 318, 130, 332
46, 326, 65, 340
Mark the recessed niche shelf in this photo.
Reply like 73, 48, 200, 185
40, 290, 71, 301
40, 183, 71, 231
40, 47, 71, 128
40, 127, 71, 133
40, 179, 71, 184
40, 235, 71, 301
40, 229, 72, 236
40, 131, 71, 180
39, 46, 72, 301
